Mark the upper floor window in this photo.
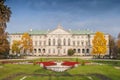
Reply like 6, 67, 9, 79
63, 39, 66, 46
48, 39, 51, 46
35, 41, 37, 46
68, 38, 70, 46
53, 39, 55, 46
73, 41, 75, 46
58, 38, 61, 46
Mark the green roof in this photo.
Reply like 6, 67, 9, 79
70, 30, 94, 34
28, 30, 48, 35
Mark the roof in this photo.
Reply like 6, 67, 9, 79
28, 30, 48, 35
70, 30, 94, 34
10, 30, 94, 35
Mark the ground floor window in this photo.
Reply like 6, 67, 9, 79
34, 49, 37, 53
78, 49, 80, 53
86, 49, 89, 53
73, 49, 76, 53
43, 49, 45, 53
38, 49, 41, 53
82, 49, 85, 53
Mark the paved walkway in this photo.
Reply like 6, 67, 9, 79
0, 56, 120, 61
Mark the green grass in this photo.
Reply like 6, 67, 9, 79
0, 58, 120, 80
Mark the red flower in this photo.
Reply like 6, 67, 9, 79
36, 61, 56, 67
62, 61, 79, 67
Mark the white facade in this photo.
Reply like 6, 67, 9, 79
9, 24, 109, 56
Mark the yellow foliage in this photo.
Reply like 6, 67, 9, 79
92, 32, 107, 55
21, 33, 33, 53
12, 40, 21, 53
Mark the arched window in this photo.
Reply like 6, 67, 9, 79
78, 49, 80, 53
82, 49, 85, 53
64, 39, 66, 46
86, 49, 89, 53
34, 49, 37, 53
38, 49, 41, 53
53, 39, 55, 46
48, 39, 51, 46
43, 49, 45, 53
68, 38, 70, 46
73, 49, 76, 53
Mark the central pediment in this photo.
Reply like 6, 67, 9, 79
48, 24, 71, 35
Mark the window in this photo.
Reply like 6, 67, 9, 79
49, 39, 51, 46
68, 38, 70, 46
73, 41, 75, 46
86, 41, 88, 46
43, 49, 45, 53
49, 49, 51, 53
78, 49, 80, 53
64, 49, 66, 53
34, 49, 37, 53
86, 49, 89, 53
73, 49, 76, 53
38, 49, 41, 53
39, 41, 41, 46
77, 41, 80, 46
81, 41, 84, 46
53, 49, 55, 53
58, 38, 61, 46
82, 49, 85, 53
44, 41, 46, 46
64, 39, 66, 46
53, 39, 55, 46
35, 41, 37, 46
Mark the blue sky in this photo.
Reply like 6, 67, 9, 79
5, 0, 120, 37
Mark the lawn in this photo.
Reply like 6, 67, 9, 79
0, 58, 120, 80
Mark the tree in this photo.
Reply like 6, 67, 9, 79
0, 27, 9, 58
0, 0, 11, 58
11, 40, 21, 54
116, 32, 120, 58
21, 33, 33, 55
67, 49, 75, 56
92, 32, 107, 58
109, 35, 116, 57
0, 0, 11, 28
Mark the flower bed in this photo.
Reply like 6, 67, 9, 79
36, 61, 56, 67
61, 61, 79, 67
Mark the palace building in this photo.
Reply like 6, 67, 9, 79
9, 24, 109, 56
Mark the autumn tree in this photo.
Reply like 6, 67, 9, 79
21, 33, 33, 55
0, 0, 11, 58
11, 40, 21, 54
0, 27, 9, 58
116, 33, 120, 57
109, 35, 117, 58
92, 32, 107, 58
0, 0, 11, 29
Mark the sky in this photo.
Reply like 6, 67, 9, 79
5, 0, 120, 37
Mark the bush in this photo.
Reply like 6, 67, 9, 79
81, 61, 85, 66
67, 49, 75, 56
